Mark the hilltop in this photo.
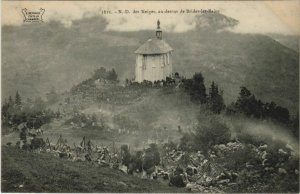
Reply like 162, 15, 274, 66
2, 13, 299, 113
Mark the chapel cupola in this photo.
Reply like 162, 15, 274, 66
156, 20, 162, 40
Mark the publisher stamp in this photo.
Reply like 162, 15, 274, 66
22, 8, 45, 23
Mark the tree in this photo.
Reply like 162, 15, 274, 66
253, 100, 264, 118
92, 67, 107, 80
15, 91, 22, 109
235, 86, 252, 113
208, 81, 225, 114
107, 68, 118, 81
235, 87, 263, 118
92, 67, 118, 82
263, 101, 277, 118
234, 87, 291, 124
208, 81, 217, 99
184, 73, 207, 104
272, 106, 290, 124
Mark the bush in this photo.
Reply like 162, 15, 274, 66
30, 138, 46, 150
217, 144, 261, 171
194, 119, 231, 155
163, 141, 177, 152
66, 113, 104, 130
142, 144, 160, 170
236, 132, 268, 147
230, 156, 299, 193
92, 67, 118, 82
121, 144, 131, 167
179, 133, 194, 151
169, 167, 187, 187
232, 87, 291, 124
182, 73, 207, 104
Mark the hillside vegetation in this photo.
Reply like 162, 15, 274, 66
1, 146, 186, 193
2, 69, 299, 193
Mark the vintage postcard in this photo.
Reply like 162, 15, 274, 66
1, 1, 299, 193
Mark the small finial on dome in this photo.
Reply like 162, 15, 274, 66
156, 20, 162, 39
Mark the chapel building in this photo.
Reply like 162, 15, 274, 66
134, 20, 173, 82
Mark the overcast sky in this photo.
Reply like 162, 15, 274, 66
2, 1, 299, 35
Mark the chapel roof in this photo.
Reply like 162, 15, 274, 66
134, 38, 173, 54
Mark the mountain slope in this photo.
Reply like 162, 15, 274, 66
2, 15, 298, 112
267, 33, 299, 52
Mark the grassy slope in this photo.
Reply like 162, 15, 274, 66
56, 89, 198, 148
1, 146, 185, 193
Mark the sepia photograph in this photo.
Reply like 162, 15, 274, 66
1, 1, 299, 193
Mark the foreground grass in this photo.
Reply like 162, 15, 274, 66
1, 146, 185, 193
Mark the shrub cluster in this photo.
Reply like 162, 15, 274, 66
227, 86, 298, 137
178, 116, 231, 156
2, 92, 57, 129
182, 73, 225, 114
71, 67, 118, 95
65, 112, 104, 130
